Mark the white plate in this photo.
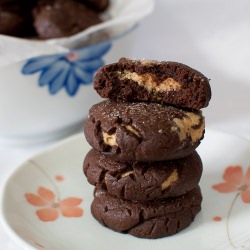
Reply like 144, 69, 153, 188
1, 129, 250, 250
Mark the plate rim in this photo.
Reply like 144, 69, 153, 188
1, 128, 250, 250
0, 133, 83, 250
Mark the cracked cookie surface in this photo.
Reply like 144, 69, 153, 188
83, 149, 203, 201
94, 58, 211, 109
83, 100, 205, 161
91, 186, 202, 239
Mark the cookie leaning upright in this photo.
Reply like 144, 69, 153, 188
94, 58, 211, 109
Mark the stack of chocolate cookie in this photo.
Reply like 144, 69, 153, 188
83, 58, 211, 239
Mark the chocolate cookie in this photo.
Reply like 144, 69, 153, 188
84, 149, 203, 201
91, 186, 202, 239
78, 0, 109, 12
84, 100, 205, 161
0, 1, 34, 36
0, 10, 32, 36
33, 0, 102, 39
94, 58, 211, 109
0, 0, 34, 11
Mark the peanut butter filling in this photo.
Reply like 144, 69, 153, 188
102, 132, 117, 146
172, 112, 205, 142
118, 70, 181, 92
124, 125, 140, 137
102, 125, 140, 147
121, 171, 134, 178
161, 169, 178, 190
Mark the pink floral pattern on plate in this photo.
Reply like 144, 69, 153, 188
24, 160, 84, 222
212, 165, 250, 249
213, 165, 250, 202
25, 187, 83, 222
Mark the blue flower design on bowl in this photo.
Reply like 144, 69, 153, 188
22, 41, 112, 96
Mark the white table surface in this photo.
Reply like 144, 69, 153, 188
1, 0, 250, 249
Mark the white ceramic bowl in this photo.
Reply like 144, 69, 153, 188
0, 0, 154, 143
